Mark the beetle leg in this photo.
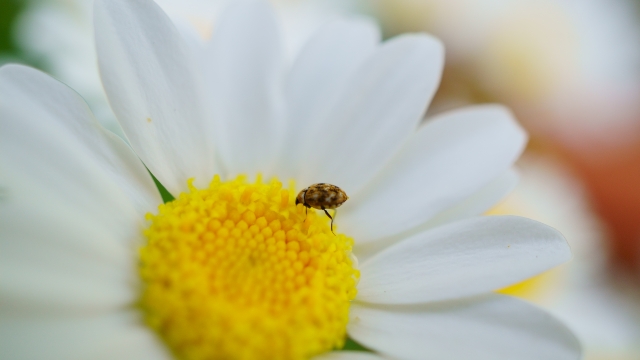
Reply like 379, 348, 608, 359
322, 207, 335, 235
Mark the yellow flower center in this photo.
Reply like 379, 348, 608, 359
139, 175, 359, 360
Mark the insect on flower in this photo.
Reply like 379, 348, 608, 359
296, 183, 349, 234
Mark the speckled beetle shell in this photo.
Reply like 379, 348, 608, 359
296, 183, 348, 210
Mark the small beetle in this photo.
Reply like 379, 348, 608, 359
296, 183, 349, 234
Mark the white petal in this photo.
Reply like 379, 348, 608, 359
352, 169, 519, 262
276, 18, 380, 179
357, 216, 571, 304
0, 65, 160, 217
0, 310, 170, 360
341, 105, 527, 242
348, 295, 581, 360
173, 17, 207, 62
91, 316, 171, 360
313, 351, 388, 360
206, 0, 285, 177
298, 34, 444, 195
423, 168, 520, 228
2, 227, 136, 314
95, 0, 215, 194
0, 65, 156, 312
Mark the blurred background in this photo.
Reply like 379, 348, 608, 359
2, 0, 640, 358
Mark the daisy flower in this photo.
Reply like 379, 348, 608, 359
0, 0, 581, 359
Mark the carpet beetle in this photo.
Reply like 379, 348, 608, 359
296, 183, 348, 234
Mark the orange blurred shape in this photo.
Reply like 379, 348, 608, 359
560, 138, 640, 278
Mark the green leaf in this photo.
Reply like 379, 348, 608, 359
150, 172, 175, 203
341, 336, 371, 352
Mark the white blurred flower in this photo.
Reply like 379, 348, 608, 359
493, 156, 640, 360
371, 0, 640, 146
0, 0, 580, 359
